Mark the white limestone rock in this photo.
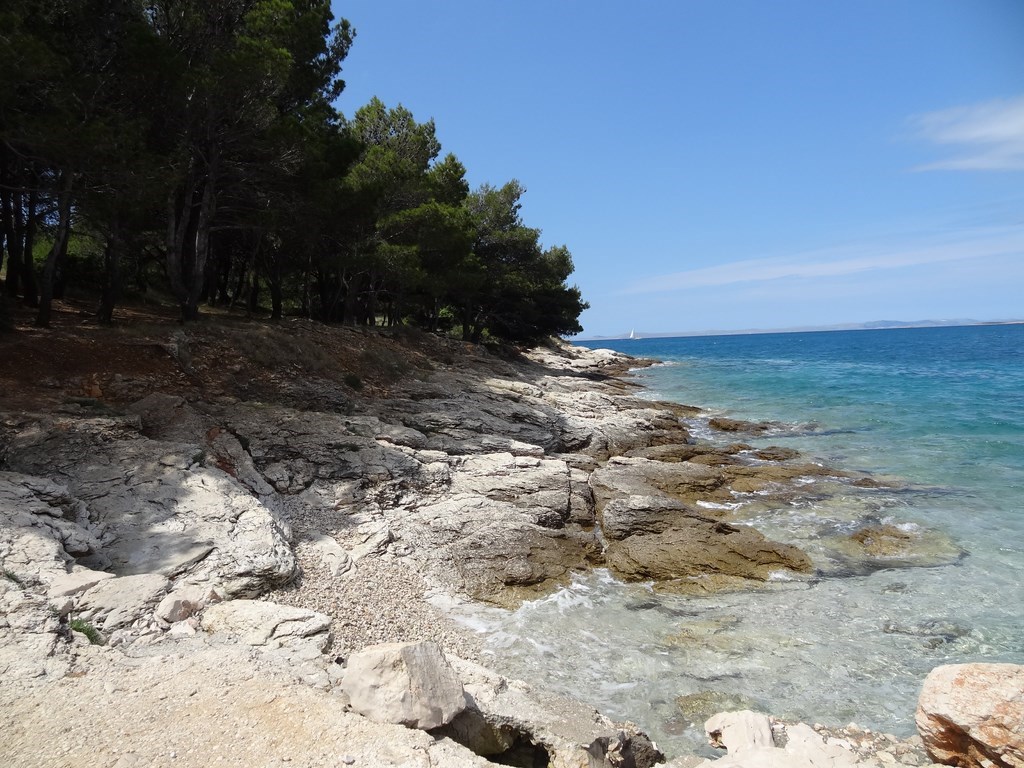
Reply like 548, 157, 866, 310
2, 416, 297, 598
155, 585, 214, 623
706, 711, 775, 755
340, 640, 467, 730
448, 452, 573, 528
76, 573, 170, 631
697, 712, 865, 768
0, 472, 106, 583
308, 533, 354, 576
46, 568, 116, 598
441, 654, 664, 767
201, 599, 331, 650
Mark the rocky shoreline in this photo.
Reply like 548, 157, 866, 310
1, 322, 1020, 767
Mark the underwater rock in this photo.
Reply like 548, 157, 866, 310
822, 522, 966, 575
676, 691, 767, 727
709, 417, 773, 433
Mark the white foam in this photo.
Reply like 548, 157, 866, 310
696, 500, 744, 511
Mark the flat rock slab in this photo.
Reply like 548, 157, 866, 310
202, 599, 331, 649
106, 530, 215, 576
47, 569, 116, 599
76, 573, 170, 631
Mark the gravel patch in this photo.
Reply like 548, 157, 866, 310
264, 543, 483, 662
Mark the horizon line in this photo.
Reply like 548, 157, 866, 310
575, 318, 1024, 342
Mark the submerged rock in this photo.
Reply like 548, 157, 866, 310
708, 417, 774, 434
822, 522, 965, 575
676, 691, 767, 728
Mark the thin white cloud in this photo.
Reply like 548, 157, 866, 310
622, 227, 1024, 295
910, 95, 1024, 171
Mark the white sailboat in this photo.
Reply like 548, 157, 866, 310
628, 328, 640, 340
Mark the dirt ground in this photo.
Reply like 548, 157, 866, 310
0, 297, 486, 413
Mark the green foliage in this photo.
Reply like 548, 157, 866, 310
343, 373, 363, 390
69, 618, 104, 645
0, 1, 587, 343
2, 568, 21, 584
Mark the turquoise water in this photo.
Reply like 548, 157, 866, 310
477, 324, 1024, 756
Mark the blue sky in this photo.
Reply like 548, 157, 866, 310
330, 1, 1024, 336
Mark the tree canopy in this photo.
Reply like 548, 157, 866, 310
0, 0, 587, 343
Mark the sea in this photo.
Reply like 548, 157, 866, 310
468, 324, 1024, 757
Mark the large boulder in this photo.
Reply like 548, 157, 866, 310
916, 663, 1024, 768
604, 522, 812, 585
340, 641, 467, 730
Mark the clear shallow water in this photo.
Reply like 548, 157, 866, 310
473, 325, 1024, 757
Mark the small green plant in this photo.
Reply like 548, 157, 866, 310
343, 372, 363, 390
2, 568, 21, 584
69, 618, 104, 645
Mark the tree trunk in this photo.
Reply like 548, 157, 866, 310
165, 187, 191, 307
0, 172, 9, 291
461, 301, 473, 341
301, 255, 312, 318
341, 271, 358, 326
3, 188, 24, 299
0, 150, 16, 296
165, 159, 214, 321
366, 271, 379, 327
182, 175, 215, 321
246, 271, 259, 315
269, 250, 283, 320
35, 171, 74, 328
97, 213, 120, 324
21, 187, 39, 307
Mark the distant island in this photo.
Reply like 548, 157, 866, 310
582, 318, 1024, 341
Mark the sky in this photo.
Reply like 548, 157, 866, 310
329, 1, 1024, 337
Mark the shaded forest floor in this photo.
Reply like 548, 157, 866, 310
0, 298, 497, 413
